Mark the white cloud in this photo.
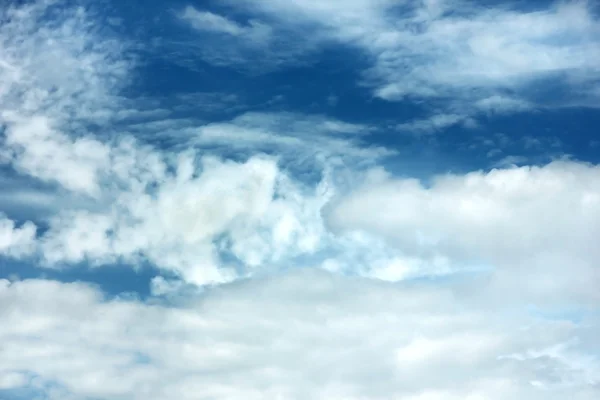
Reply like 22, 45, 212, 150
4, 115, 111, 196
0, 0, 129, 123
180, 7, 246, 36
366, 1, 600, 101
492, 155, 530, 168
224, 0, 600, 130
1, 0, 599, 303
36, 155, 278, 284
191, 112, 392, 167
0, 4, 599, 400
326, 160, 600, 304
179, 6, 273, 50
172, 5, 311, 72
0, 0, 130, 195
0, 272, 598, 400
0, 214, 36, 258
0, 0, 390, 285
9, 149, 329, 285
396, 113, 474, 134
0, 371, 28, 390
179, 6, 273, 49
475, 96, 533, 114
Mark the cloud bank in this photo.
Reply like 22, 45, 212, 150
1, 272, 598, 400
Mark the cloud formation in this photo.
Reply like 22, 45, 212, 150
327, 160, 600, 304
1, 0, 599, 294
215, 0, 600, 130
174, 5, 315, 72
0, 0, 394, 286
1, 272, 598, 400
180, 6, 270, 40
0, 1, 599, 399
190, 112, 393, 168
0, 214, 36, 258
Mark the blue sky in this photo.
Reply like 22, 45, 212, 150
0, 0, 599, 399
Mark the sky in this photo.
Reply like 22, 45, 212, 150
0, 0, 599, 399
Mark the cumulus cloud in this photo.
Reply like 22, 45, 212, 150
38, 155, 320, 285
326, 160, 600, 304
4, 115, 111, 196
1, 272, 598, 400
0, 214, 36, 258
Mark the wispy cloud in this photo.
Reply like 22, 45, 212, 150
396, 113, 476, 134
180, 7, 247, 36
0, 0, 130, 123
367, 2, 600, 101
220, 0, 600, 130
171, 5, 316, 72
475, 96, 534, 114
190, 112, 393, 169
180, 6, 269, 40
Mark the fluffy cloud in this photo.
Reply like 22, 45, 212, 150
38, 154, 325, 285
0, 214, 36, 258
326, 161, 600, 304
0, 272, 598, 400
4, 115, 111, 196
